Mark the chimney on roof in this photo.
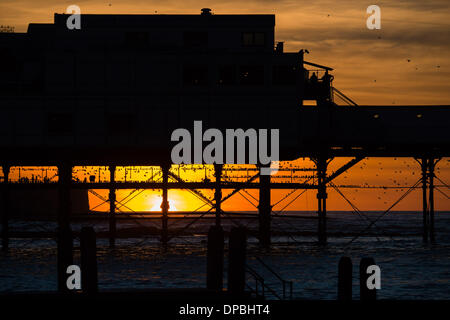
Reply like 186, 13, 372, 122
276, 41, 284, 54
201, 8, 212, 15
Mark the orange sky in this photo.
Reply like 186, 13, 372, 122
1, 0, 450, 105
1, 1, 449, 212
2, 158, 449, 212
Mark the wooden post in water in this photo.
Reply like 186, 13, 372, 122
360, 257, 376, 301
80, 226, 98, 294
338, 256, 353, 300
228, 227, 247, 295
207, 225, 224, 291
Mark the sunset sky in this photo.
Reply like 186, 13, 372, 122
1, 1, 449, 212
2, 0, 450, 105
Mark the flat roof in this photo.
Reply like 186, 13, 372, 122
53, 13, 275, 28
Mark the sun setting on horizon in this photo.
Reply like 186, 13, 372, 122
147, 195, 179, 212
2, 159, 449, 213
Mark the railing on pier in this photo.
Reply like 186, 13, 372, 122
332, 87, 358, 106
245, 257, 293, 300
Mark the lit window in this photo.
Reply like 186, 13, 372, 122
242, 32, 266, 46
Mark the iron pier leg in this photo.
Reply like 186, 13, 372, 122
421, 158, 429, 243
57, 162, 73, 293
80, 227, 98, 294
1, 164, 10, 252
58, 163, 72, 231
109, 165, 116, 248
259, 169, 271, 248
228, 227, 247, 295
207, 225, 224, 291
428, 159, 435, 244
316, 158, 328, 245
214, 164, 223, 227
161, 165, 170, 245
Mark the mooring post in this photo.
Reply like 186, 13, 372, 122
214, 164, 223, 227
228, 227, 247, 295
207, 225, 224, 291
420, 158, 429, 243
57, 224, 73, 293
338, 256, 353, 301
109, 165, 116, 248
259, 168, 271, 248
316, 157, 328, 244
1, 164, 10, 252
428, 159, 435, 243
360, 257, 376, 301
57, 162, 73, 293
80, 227, 98, 294
161, 165, 170, 245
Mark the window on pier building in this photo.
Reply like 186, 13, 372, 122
47, 113, 73, 135
218, 65, 236, 85
242, 32, 266, 46
183, 65, 208, 85
272, 65, 297, 85
183, 31, 208, 47
239, 65, 264, 85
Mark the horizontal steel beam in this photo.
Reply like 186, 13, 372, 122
2, 182, 319, 190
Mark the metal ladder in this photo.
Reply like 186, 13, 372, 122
245, 256, 293, 300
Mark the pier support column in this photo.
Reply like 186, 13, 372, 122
80, 227, 98, 295
228, 227, 247, 295
316, 158, 328, 245
161, 165, 170, 245
258, 169, 271, 248
1, 164, 10, 252
207, 225, 224, 291
338, 256, 353, 301
428, 159, 436, 244
58, 163, 72, 231
214, 164, 223, 227
420, 158, 429, 243
57, 162, 73, 293
109, 165, 116, 248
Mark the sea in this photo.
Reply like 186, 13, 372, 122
0, 211, 449, 300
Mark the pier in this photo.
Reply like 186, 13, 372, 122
0, 10, 449, 299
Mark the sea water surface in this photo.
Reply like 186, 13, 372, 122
0, 211, 449, 300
